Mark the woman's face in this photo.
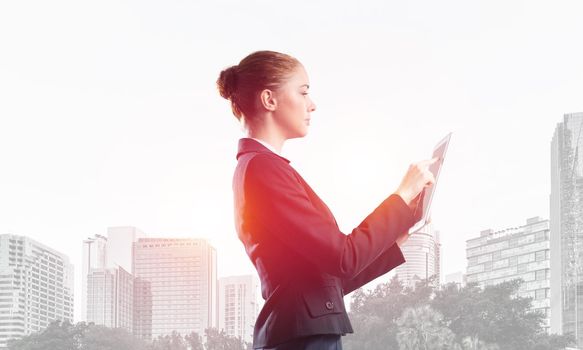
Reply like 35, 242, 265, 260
272, 65, 317, 139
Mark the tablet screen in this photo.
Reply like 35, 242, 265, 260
409, 132, 451, 234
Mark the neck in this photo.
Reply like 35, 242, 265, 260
245, 113, 286, 153
247, 130, 284, 154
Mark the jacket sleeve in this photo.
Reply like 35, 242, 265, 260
341, 243, 406, 295
244, 154, 414, 280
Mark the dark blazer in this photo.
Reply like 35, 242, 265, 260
233, 138, 415, 348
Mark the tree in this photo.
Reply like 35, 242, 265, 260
204, 328, 246, 350
344, 275, 436, 350
532, 333, 576, 350
185, 331, 204, 350
8, 320, 83, 350
432, 280, 542, 350
151, 331, 188, 350
7, 321, 149, 350
81, 324, 148, 350
457, 336, 500, 350
344, 278, 574, 350
396, 305, 456, 350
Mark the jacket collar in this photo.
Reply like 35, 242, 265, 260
236, 138, 291, 163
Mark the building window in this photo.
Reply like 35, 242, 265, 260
535, 289, 548, 300
535, 231, 548, 242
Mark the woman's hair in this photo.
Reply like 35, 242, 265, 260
217, 50, 300, 121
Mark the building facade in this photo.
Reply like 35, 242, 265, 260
133, 238, 217, 341
218, 275, 260, 344
105, 227, 144, 273
466, 217, 551, 331
82, 226, 143, 332
86, 266, 133, 331
394, 224, 441, 287
551, 112, 583, 345
81, 234, 107, 322
0, 235, 74, 348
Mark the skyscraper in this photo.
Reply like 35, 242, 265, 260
218, 275, 260, 344
81, 234, 107, 321
551, 112, 583, 344
86, 266, 133, 331
133, 238, 217, 341
82, 227, 143, 331
466, 217, 551, 331
394, 224, 441, 287
0, 235, 74, 348
106, 227, 145, 273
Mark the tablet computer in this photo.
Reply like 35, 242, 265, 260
408, 132, 452, 234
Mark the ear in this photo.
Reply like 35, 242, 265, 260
259, 89, 277, 111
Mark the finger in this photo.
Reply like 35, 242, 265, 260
418, 157, 440, 167
422, 172, 436, 186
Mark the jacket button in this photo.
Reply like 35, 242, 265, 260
325, 301, 334, 310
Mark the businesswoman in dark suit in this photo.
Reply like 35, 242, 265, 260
217, 50, 436, 350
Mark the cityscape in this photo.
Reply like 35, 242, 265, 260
1, 112, 582, 348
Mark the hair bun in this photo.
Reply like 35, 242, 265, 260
217, 66, 238, 100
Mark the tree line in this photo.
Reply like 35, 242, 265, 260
8, 277, 575, 350
7, 321, 250, 350
343, 277, 574, 350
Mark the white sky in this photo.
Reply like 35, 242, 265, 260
1, 0, 582, 322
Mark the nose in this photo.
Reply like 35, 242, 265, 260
309, 100, 316, 113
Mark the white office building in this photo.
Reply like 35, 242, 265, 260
394, 224, 441, 287
0, 234, 74, 348
133, 238, 217, 341
81, 234, 107, 321
466, 217, 551, 331
218, 275, 260, 344
82, 226, 144, 332
86, 266, 133, 331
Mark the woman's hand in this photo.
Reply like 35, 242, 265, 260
394, 157, 439, 206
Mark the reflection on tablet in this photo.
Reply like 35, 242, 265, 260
408, 132, 451, 234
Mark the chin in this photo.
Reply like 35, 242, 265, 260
288, 130, 308, 139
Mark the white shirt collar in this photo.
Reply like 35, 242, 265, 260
250, 138, 281, 156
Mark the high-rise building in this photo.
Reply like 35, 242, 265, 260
133, 238, 217, 341
86, 266, 133, 331
551, 112, 583, 344
466, 217, 551, 331
81, 234, 107, 321
218, 275, 260, 344
394, 224, 441, 287
82, 227, 144, 332
0, 234, 74, 348
435, 230, 442, 285
106, 227, 144, 273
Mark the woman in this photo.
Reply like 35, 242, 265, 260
217, 50, 436, 350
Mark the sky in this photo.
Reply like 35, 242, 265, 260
0, 0, 582, 322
